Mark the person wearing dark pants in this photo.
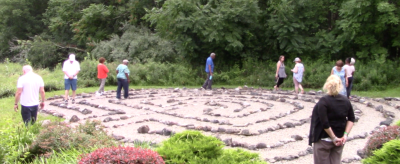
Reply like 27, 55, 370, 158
202, 53, 215, 90
117, 78, 129, 99
14, 65, 45, 126
21, 106, 38, 125
274, 55, 287, 91
116, 59, 130, 99
343, 57, 355, 99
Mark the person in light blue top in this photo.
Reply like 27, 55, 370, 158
331, 60, 347, 97
291, 57, 305, 94
202, 53, 215, 90
116, 59, 130, 99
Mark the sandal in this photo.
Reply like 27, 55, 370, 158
72, 99, 75, 104
63, 98, 68, 104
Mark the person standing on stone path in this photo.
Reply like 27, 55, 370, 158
96, 57, 109, 96
63, 54, 80, 104
14, 65, 45, 126
331, 60, 347, 97
291, 57, 305, 94
343, 57, 355, 99
116, 59, 130, 99
309, 75, 355, 164
202, 53, 215, 90
274, 55, 287, 91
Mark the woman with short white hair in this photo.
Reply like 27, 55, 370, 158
309, 75, 355, 164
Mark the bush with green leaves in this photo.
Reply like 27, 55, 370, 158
363, 139, 400, 164
156, 130, 267, 164
156, 130, 224, 163
24, 120, 115, 163
209, 148, 267, 164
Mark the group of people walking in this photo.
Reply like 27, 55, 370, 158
201, 53, 356, 164
272, 55, 356, 98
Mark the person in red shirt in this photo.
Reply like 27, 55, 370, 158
96, 57, 109, 95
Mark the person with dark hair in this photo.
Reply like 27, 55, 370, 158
309, 75, 355, 164
96, 57, 109, 96
343, 58, 355, 99
330, 60, 347, 97
202, 53, 215, 90
274, 55, 287, 91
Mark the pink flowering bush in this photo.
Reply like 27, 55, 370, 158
79, 146, 164, 164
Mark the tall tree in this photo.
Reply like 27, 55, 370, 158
0, 0, 49, 59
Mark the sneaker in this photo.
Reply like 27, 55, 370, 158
72, 99, 75, 104
95, 92, 100, 96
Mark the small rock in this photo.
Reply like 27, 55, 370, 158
203, 126, 212, 131
161, 128, 172, 136
211, 127, 218, 133
256, 143, 267, 149
70, 115, 80, 122
375, 105, 383, 112
223, 138, 232, 146
137, 125, 150, 133
218, 127, 226, 133
284, 122, 295, 128
357, 149, 366, 159
291, 135, 303, 141
240, 129, 251, 136
103, 117, 112, 122
380, 118, 393, 126
225, 129, 240, 134
112, 134, 125, 141
120, 116, 129, 120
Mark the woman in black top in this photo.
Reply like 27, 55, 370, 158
309, 75, 355, 164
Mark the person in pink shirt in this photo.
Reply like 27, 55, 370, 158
96, 57, 109, 95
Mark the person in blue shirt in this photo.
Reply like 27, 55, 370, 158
202, 53, 215, 90
116, 59, 130, 99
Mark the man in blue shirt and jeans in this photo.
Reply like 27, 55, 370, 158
202, 53, 215, 90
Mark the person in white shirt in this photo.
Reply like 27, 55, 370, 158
14, 65, 45, 126
343, 57, 356, 99
62, 54, 80, 104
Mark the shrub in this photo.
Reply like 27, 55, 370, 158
396, 120, 400, 127
156, 130, 224, 163
24, 120, 115, 162
79, 146, 165, 164
209, 148, 267, 164
363, 139, 400, 164
363, 125, 400, 157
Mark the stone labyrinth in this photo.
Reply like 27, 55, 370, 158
42, 87, 400, 164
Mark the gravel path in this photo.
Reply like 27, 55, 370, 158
41, 88, 400, 163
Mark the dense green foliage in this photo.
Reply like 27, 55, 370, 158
363, 139, 400, 164
156, 130, 266, 164
1, 0, 400, 90
156, 130, 224, 163
1, 0, 399, 65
